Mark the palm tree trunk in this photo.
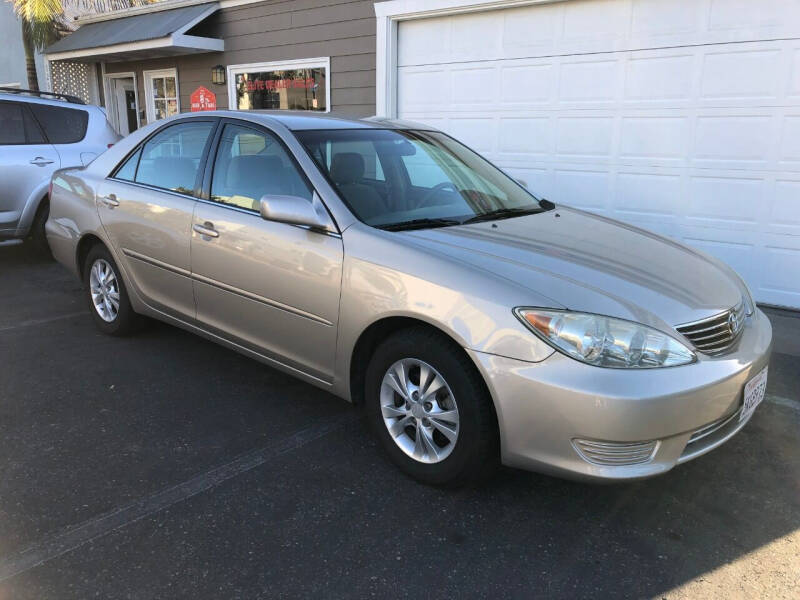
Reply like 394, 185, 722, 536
21, 20, 39, 91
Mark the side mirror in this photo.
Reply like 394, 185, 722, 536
259, 191, 336, 233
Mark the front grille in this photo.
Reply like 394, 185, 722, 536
676, 302, 746, 355
572, 438, 659, 466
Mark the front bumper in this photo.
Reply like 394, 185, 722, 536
469, 308, 773, 482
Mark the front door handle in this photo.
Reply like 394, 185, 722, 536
193, 222, 219, 238
99, 194, 119, 208
30, 156, 54, 167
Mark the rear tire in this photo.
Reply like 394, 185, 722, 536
364, 327, 499, 487
83, 245, 140, 336
30, 199, 52, 257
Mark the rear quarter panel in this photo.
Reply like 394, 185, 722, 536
46, 168, 107, 278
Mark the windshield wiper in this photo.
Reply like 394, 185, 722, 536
462, 205, 547, 224
377, 217, 463, 232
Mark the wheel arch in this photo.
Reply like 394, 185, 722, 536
348, 315, 491, 409
76, 233, 106, 282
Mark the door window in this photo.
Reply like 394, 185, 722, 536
0, 102, 46, 145
134, 121, 214, 195
28, 104, 88, 144
113, 148, 141, 181
210, 123, 313, 211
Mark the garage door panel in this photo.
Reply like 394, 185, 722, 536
631, 0, 701, 36
451, 67, 497, 106
625, 53, 694, 101
396, 0, 800, 307
694, 115, 773, 164
759, 241, 800, 306
772, 180, 800, 235
620, 116, 689, 161
500, 63, 554, 104
701, 49, 782, 101
687, 176, 763, 226
556, 117, 614, 159
553, 169, 610, 212
616, 172, 681, 217
498, 117, 553, 155
559, 59, 620, 102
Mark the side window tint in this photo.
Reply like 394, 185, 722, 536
210, 123, 312, 211
0, 102, 45, 145
28, 104, 88, 144
135, 121, 214, 195
114, 148, 141, 181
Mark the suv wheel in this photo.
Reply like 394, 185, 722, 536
365, 327, 499, 486
30, 199, 51, 256
83, 245, 140, 335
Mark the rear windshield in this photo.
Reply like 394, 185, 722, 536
29, 104, 89, 144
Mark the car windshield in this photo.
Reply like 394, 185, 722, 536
295, 128, 548, 230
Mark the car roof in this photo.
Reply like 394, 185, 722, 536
0, 92, 96, 111
175, 110, 439, 132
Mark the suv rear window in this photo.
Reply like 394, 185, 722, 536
29, 104, 89, 144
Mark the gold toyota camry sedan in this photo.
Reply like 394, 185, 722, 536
47, 111, 772, 486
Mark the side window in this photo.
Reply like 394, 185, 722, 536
114, 148, 141, 181
135, 121, 214, 195
28, 104, 88, 144
0, 102, 45, 145
210, 123, 313, 211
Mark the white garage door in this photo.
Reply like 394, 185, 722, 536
395, 0, 800, 309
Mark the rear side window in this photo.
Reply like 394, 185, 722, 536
0, 102, 46, 145
28, 104, 89, 144
134, 121, 214, 194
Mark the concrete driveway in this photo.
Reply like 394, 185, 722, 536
1, 242, 798, 599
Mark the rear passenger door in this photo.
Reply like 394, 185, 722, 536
98, 119, 217, 319
191, 121, 343, 381
0, 101, 59, 238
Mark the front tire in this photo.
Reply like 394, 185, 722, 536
365, 327, 499, 486
83, 245, 140, 336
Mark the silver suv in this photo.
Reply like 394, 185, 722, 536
0, 88, 119, 251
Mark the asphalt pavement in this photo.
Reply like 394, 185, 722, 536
0, 241, 798, 599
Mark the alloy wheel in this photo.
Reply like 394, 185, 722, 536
89, 258, 120, 322
379, 358, 460, 464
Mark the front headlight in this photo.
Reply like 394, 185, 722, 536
515, 308, 696, 368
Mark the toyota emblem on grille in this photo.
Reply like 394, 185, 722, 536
728, 311, 739, 334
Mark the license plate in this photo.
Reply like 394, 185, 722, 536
741, 366, 768, 423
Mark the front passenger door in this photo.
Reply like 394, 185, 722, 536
191, 122, 343, 381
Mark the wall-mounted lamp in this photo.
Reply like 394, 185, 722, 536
211, 65, 226, 85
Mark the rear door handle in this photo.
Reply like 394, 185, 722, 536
193, 222, 219, 238
99, 194, 119, 208
30, 156, 54, 167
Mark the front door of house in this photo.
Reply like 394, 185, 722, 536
144, 68, 180, 124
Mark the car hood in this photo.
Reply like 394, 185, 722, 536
402, 207, 742, 329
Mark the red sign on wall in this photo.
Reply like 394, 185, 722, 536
190, 86, 216, 111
